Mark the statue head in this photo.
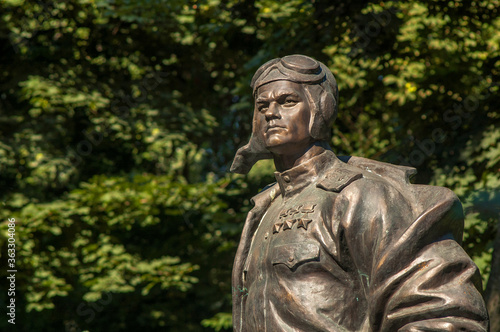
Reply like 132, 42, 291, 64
230, 54, 338, 174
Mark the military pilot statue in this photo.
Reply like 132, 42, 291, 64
230, 55, 489, 331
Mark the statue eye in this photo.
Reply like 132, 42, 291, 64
257, 104, 269, 112
284, 98, 298, 106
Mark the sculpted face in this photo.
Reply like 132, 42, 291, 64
254, 80, 313, 155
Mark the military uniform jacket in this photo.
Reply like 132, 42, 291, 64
232, 150, 489, 331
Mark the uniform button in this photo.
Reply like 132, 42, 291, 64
288, 256, 294, 262
286, 185, 293, 191
283, 175, 291, 182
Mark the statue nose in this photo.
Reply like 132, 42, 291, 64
265, 102, 281, 120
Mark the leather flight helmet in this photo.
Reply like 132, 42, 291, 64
230, 55, 338, 174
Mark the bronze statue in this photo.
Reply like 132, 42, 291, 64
230, 55, 489, 331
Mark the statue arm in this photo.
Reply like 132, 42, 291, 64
338, 181, 489, 331
373, 237, 489, 331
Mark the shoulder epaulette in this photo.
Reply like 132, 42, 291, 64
316, 166, 363, 193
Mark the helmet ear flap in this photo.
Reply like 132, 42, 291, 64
320, 91, 336, 123
311, 91, 336, 141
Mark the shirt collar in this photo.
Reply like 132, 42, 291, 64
274, 149, 339, 198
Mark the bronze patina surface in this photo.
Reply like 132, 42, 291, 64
230, 55, 489, 331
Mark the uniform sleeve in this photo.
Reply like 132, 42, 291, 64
336, 179, 489, 331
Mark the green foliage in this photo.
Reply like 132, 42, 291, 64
432, 122, 500, 283
0, 172, 241, 330
0, 0, 498, 330
201, 312, 233, 331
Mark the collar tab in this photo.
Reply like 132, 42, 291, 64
274, 150, 336, 198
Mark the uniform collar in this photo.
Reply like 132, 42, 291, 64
274, 149, 339, 199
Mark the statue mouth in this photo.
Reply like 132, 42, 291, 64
267, 124, 286, 132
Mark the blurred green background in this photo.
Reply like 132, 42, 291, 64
0, 0, 499, 330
